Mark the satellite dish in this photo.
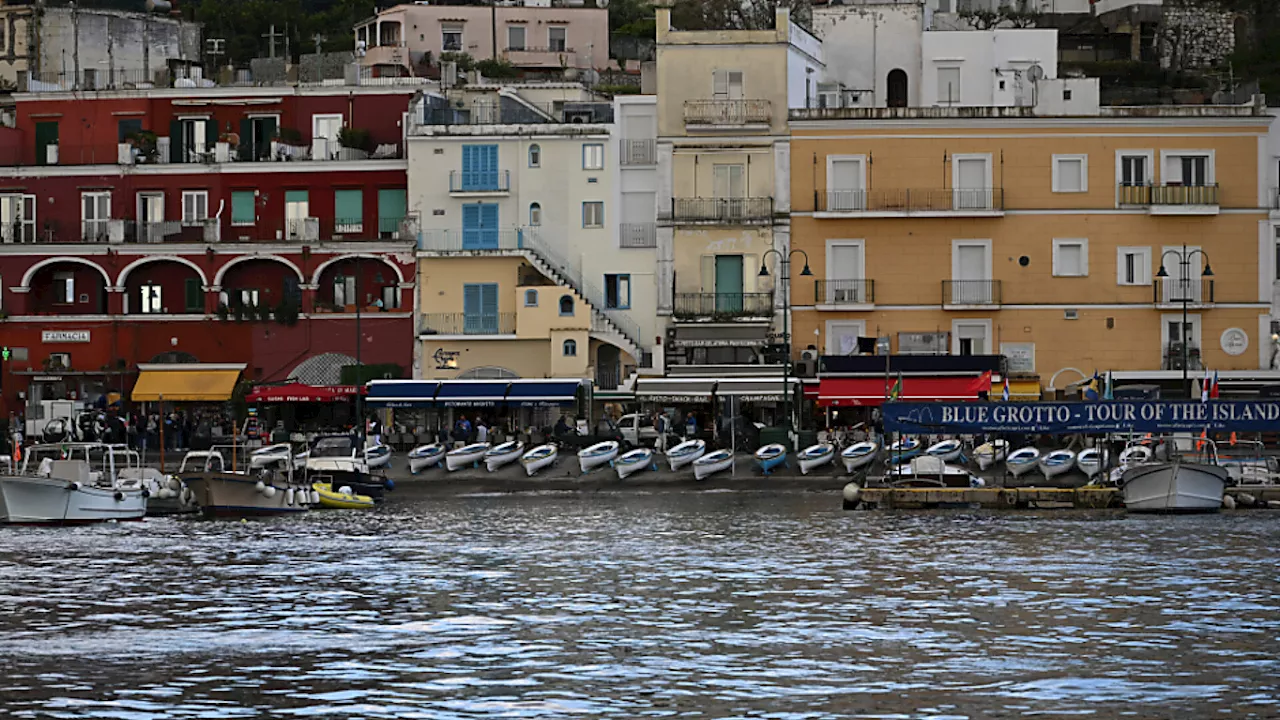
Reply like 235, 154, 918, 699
597, 0, 609, 7
1027, 64, 1045, 84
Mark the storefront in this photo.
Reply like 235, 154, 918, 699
129, 363, 246, 450
365, 378, 585, 441
244, 383, 365, 436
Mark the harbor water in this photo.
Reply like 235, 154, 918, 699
1, 488, 1278, 719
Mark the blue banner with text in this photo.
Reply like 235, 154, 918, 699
883, 401, 1280, 435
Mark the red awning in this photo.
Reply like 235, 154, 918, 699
245, 383, 364, 403
817, 376, 989, 407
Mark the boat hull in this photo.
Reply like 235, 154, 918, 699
408, 448, 445, 473
1121, 462, 1228, 513
974, 441, 1008, 471
1007, 460, 1039, 477
365, 448, 392, 470
0, 476, 147, 524
693, 452, 733, 480
755, 445, 787, 474
841, 443, 879, 473
616, 449, 655, 479
798, 445, 835, 475
579, 443, 619, 473
182, 473, 310, 518
485, 446, 524, 472
312, 483, 375, 510
521, 446, 558, 476
1039, 453, 1077, 479
666, 441, 706, 471
446, 448, 488, 472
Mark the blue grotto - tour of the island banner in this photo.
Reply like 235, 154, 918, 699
882, 400, 1280, 436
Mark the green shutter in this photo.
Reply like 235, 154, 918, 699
334, 189, 363, 229
169, 120, 183, 163
238, 119, 252, 161
185, 278, 203, 312
377, 188, 407, 235
206, 118, 219, 148
35, 121, 58, 166
285, 190, 309, 205
231, 191, 255, 224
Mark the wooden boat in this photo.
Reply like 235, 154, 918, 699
693, 449, 734, 480
797, 443, 835, 475
364, 443, 392, 470
312, 482, 374, 510
1122, 461, 1228, 513
887, 437, 923, 465
1039, 449, 1077, 479
615, 448, 657, 479
1076, 448, 1108, 478
886, 456, 986, 489
666, 439, 706, 471
924, 438, 963, 463
408, 443, 447, 473
755, 444, 788, 474
973, 439, 1009, 471
841, 440, 879, 473
578, 441, 619, 474
1006, 447, 1042, 477
446, 443, 491, 471
520, 444, 558, 476
484, 441, 525, 472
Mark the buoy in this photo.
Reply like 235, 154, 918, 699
255, 480, 266, 494
310, 489, 320, 504
1001, 491, 1019, 508
286, 488, 295, 506
1237, 492, 1257, 507
842, 482, 861, 504
338, 485, 353, 496
167, 477, 182, 492
384, 478, 395, 491
263, 485, 277, 499
1222, 494, 1237, 510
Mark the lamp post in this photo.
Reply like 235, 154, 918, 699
1156, 245, 1213, 399
354, 255, 365, 451
758, 249, 812, 448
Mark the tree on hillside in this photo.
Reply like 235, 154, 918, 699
186, 0, 376, 63
669, 0, 812, 32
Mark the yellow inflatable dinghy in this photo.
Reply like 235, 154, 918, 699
312, 482, 375, 510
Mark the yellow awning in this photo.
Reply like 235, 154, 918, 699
132, 367, 242, 402
994, 379, 1042, 401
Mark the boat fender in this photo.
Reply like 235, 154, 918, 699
384, 478, 395, 491
141, 489, 151, 498
1222, 494, 1237, 510
1237, 492, 1257, 507
339, 486, 353, 496
68, 481, 82, 491
842, 482, 861, 504
114, 491, 125, 501
255, 480, 266, 494
311, 489, 321, 504
286, 488, 295, 506
262, 485, 277, 499
168, 477, 182, 492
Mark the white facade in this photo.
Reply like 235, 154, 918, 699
812, 3, 926, 108
787, 20, 827, 109
930, 0, 1160, 15
921, 29, 1058, 106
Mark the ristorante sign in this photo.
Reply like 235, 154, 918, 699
884, 401, 1280, 435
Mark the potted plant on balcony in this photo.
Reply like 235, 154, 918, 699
337, 126, 373, 156
126, 130, 159, 164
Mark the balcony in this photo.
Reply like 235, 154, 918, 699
620, 222, 657, 248
661, 197, 775, 225
416, 101, 615, 129
942, 280, 1001, 308
683, 99, 772, 128
502, 46, 577, 69
1163, 342, 1203, 371
1154, 278, 1215, 309
419, 312, 517, 336
1120, 184, 1220, 215
815, 188, 1004, 217
815, 279, 875, 307
419, 228, 527, 253
673, 292, 774, 321
620, 139, 656, 166
449, 170, 511, 196
125, 220, 221, 244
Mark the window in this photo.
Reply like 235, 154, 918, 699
381, 285, 399, 310
442, 26, 463, 52
333, 275, 355, 307
463, 283, 499, 334
1275, 228, 1280, 281
937, 66, 961, 104
952, 320, 991, 356
231, 190, 255, 226
1052, 239, 1089, 277
1053, 154, 1088, 193
582, 143, 604, 170
524, 289, 538, 307
529, 203, 542, 226
1181, 156, 1208, 186
605, 274, 631, 309
507, 25, 526, 51
582, 201, 604, 228
0, 193, 36, 243
952, 154, 993, 209
185, 278, 203, 312
178, 118, 211, 161
1162, 151, 1213, 186
548, 26, 567, 52
285, 190, 310, 238
713, 164, 745, 199
117, 118, 143, 143
1117, 246, 1152, 286
335, 189, 363, 233
827, 155, 866, 211
528, 144, 541, 167
239, 289, 260, 308
140, 284, 163, 314
559, 295, 574, 316
825, 320, 867, 355
1120, 155, 1148, 186
81, 191, 110, 241
713, 70, 744, 100
182, 191, 208, 224
53, 272, 74, 304
563, 339, 577, 357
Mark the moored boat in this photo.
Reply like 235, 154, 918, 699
1006, 447, 1042, 477
0, 444, 148, 524
408, 443, 447, 473
615, 448, 656, 479
484, 440, 525, 472
841, 440, 879, 473
666, 439, 706, 471
973, 439, 1009, 471
755, 444, 788, 474
312, 482, 375, 510
249, 443, 296, 470
797, 443, 835, 475
364, 443, 392, 470
1121, 460, 1228, 513
1076, 448, 1109, 478
1039, 449, 1077, 479
887, 437, 923, 465
693, 449, 734, 480
886, 455, 985, 488
521, 444, 558, 476
305, 436, 391, 499
446, 443, 490, 471
181, 466, 312, 518
924, 438, 963, 463
578, 441, 619, 474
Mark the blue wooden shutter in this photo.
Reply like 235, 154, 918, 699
462, 203, 480, 249
463, 283, 481, 333
480, 284, 498, 333
461, 145, 477, 190
480, 203, 499, 248
481, 145, 497, 189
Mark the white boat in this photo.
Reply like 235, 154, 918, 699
887, 455, 986, 488
755, 444, 788, 474
1121, 460, 1229, 513
0, 444, 148, 524
520, 444, 558, 476
887, 437, 923, 465
484, 441, 525, 472
973, 439, 1009, 471
924, 438, 963, 463
1077, 448, 1109, 478
841, 441, 880, 473
365, 443, 392, 470
1039, 449, 1077, 479
1119, 443, 1154, 467
249, 443, 296, 470
446, 443, 490, 471
1006, 447, 1041, 477
578, 441, 619, 474
693, 449, 734, 480
797, 443, 835, 475
615, 448, 656, 479
111, 447, 196, 515
666, 439, 706, 471
408, 443, 447, 473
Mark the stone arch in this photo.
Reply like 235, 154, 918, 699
457, 366, 519, 379
20, 256, 113, 289
116, 255, 210, 288
309, 254, 405, 286
1048, 367, 1087, 390
213, 254, 305, 288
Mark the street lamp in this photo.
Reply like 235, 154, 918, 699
758, 249, 812, 448
1156, 245, 1213, 399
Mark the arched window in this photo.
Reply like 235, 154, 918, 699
563, 339, 577, 356
559, 295, 574, 316
529, 202, 542, 226
524, 289, 538, 307
887, 69, 909, 108
529, 144, 541, 168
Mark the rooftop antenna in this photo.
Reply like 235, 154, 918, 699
263, 24, 283, 58
313, 33, 324, 55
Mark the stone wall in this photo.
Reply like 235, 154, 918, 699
1159, 0, 1236, 70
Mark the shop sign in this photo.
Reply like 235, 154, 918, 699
42, 330, 90, 343
885, 400, 1280, 435
441, 400, 497, 408
33, 376, 64, 382
642, 394, 712, 404
735, 393, 784, 402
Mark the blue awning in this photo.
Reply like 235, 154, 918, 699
366, 380, 439, 408
436, 380, 510, 408
505, 379, 582, 407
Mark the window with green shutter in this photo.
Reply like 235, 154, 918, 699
335, 189, 363, 233
185, 278, 203, 312
231, 191, 255, 225
377, 188, 407, 236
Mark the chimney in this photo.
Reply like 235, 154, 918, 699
776, 6, 791, 32
655, 6, 672, 42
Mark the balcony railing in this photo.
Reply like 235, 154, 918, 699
683, 99, 772, 126
1155, 278, 1215, 306
1163, 343, 1203, 371
417, 101, 615, 128
620, 139, 656, 166
673, 292, 774, 320
815, 279, 875, 305
17, 66, 430, 94
449, 170, 511, 193
419, 228, 527, 252
420, 312, 516, 336
662, 197, 774, 224
1122, 184, 1221, 206
943, 280, 1001, 306
817, 188, 1003, 213
620, 222, 657, 248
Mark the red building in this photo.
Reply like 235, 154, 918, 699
0, 81, 425, 418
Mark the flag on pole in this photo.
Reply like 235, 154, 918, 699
888, 373, 903, 401
1083, 371, 1101, 401
1002, 381, 1010, 402
1210, 371, 1220, 399
1103, 372, 1114, 401
1201, 368, 1211, 402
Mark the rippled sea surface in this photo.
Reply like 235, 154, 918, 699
2, 488, 1279, 719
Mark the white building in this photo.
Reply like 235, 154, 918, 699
922, 29, 1057, 106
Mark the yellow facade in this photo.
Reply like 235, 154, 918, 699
789, 109, 1273, 382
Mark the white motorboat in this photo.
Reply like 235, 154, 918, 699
1121, 460, 1229, 513
666, 439, 706, 471
693, 449, 734, 480
408, 443, 447, 473
755, 444, 788, 475
1119, 443, 1154, 468
249, 443, 296, 470
797, 443, 835, 475
1039, 449, 1077, 479
887, 455, 985, 488
1006, 447, 1042, 477
973, 439, 1009, 471
0, 444, 148, 524
111, 447, 196, 515
578, 441, 619, 473
925, 438, 963, 463
364, 444, 392, 470
615, 448, 657, 479
484, 441, 525, 472
520, 444, 558, 476
841, 441, 880, 473
1077, 448, 1109, 478
446, 443, 490, 471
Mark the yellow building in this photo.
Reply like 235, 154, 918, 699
789, 102, 1275, 397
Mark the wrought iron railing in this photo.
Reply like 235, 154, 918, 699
683, 99, 772, 125
814, 279, 875, 305
449, 170, 511, 193
1154, 278, 1215, 306
662, 197, 774, 223
817, 188, 1003, 213
419, 312, 516, 335
673, 292, 774, 319
942, 280, 1002, 306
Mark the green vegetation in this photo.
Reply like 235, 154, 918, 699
183, 0, 377, 63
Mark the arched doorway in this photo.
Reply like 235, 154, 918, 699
887, 69, 909, 108
597, 344, 621, 389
